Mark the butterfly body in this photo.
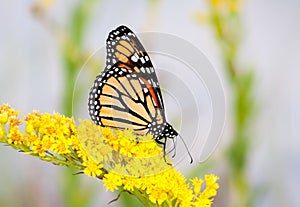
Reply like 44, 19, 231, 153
88, 26, 192, 162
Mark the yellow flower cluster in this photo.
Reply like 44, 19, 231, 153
77, 120, 171, 177
24, 111, 75, 156
0, 104, 87, 170
0, 104, 219, 207
78, 120, 219, 206
102, 127, 161, 158
103, 171, 219, 206
0, 104, 21, 143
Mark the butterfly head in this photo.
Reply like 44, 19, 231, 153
151, 122, 193, 164
151, 122, 178, 141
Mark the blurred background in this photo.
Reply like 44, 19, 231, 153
0, 0, 299, 207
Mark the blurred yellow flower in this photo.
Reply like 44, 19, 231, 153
31, 0, 54, 16
41, 0, 53, 8
209, 0, 240, 12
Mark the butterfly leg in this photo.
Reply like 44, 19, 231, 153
135, 135, 139, 143
163, 137, 167, 162
166, 140, 176, 157
155, 138, 172, 165
170, 138, 176, 158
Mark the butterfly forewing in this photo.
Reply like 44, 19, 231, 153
106, 26, 164, 108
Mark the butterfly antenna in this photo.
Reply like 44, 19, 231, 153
178, 134, 193, 164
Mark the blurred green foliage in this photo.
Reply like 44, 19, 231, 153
33, 1, 101, 207
201, 1, 257, 207
62, 0, 98, 117
60, 1, 100, 207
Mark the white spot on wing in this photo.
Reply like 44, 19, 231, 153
146, 67, 151, 74
131, 56, 138, 62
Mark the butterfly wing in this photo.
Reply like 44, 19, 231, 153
88, 25, 166, 134
106, 26, 165, 111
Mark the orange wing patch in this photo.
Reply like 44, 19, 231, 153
99, 95, 124, 109
100, 106, 148, 126
114, 40, 136, 64
140, 77, 159, 107
115, 52, 129, 63
122, 96, 152, 123
101, 118, 145, 130
145, 95, 155, 116
117, 63, 132, 70
116, 44, 132, 57
130, 79, 144, 101
119, 40, 134, 52
106, 76, 127, 95
118, 77, 137, 100
101, 85, 118, 97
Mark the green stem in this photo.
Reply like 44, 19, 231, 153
207, 3, 255, 207
59, 1, 99, 207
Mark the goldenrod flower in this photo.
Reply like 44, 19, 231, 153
83, 158, 103, 177
103, 173, 123, 192
0, 104, 219, 206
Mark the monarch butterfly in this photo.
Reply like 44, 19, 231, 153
88, 25, 193, 163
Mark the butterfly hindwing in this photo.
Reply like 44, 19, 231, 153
88, 64, 164, 135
